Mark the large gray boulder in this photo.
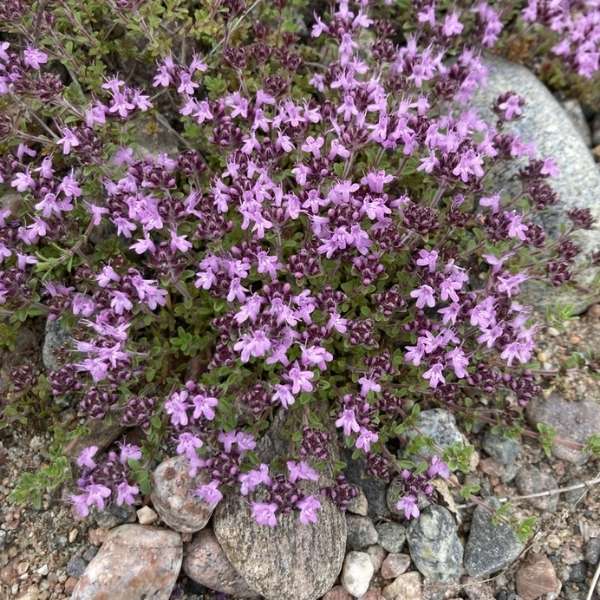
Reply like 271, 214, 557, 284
212, 410, 346, 600
213, 493, 346, 600
472, 57, 600, 314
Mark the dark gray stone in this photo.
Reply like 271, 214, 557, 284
472, 58, 600, 314
42, 318, 71, 372
585, 537, 600, 565
526, 394, 600, 464
568, 562, 588, 583
346, 514, 378, 550
213, 492, 346, 600
94, 503, 136, 529
405, 409, 468, 461
407, 505, 463, 582
482, 430, 521, 466
343, 450, 389, 518
66, 556, 87, 578
515, 466, 558, 512
464, 500, 524, 578
376, 521, 407, 554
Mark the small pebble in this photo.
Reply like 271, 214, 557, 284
68, 529, 78, 544
66, 557, 87, 579
35, 565, 48, 577
136, 506, 158, 525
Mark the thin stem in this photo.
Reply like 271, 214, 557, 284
457, 475, 600, 509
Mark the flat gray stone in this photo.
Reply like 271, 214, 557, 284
515, 466, 558, 512
472, 57, 600, 314
482, 430, 521, 466
464, 500, 524, 578
407, 506, 463, 582
526, 394, 600, 464
343, 450, 390, 518
404, 409, 468, 461
71, 525, 182, 600
562, 99, 591, 146
213, 493, 346, 600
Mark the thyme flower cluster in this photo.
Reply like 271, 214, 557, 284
1, 0, 597, 526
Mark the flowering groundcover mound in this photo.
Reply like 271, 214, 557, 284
1, 0, 599, 528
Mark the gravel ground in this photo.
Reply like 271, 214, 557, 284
1, 305, 599, 600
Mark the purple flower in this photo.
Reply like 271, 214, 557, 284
358, 376, 381, 397
56, 128, 80, 155
251, 502, 278, 527
234, 330, 272, 363
427, 456, 450, 480
116, 481, 139, 506
286, 363, 315, 395
239, 464, 271, 496
119, 443, 142, 464
23, 46, 48, 70
165, 391, 189, 427
423, 363, 445, 389
77, 446, 98, 470
192, 394, 218, 421
86, 484, 112, 511
355, 428, 379, 453
335, 408, 360, 437
396, 495, 420, 520
297, 495, 321, 525
287, 461, 319, 484
416, 249, 438, 273
176, 432, 203, 459
410, 285, 435, 309
70, 493, 91, 518
196, 480, 223, 507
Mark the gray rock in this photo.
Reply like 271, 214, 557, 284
346, 514, 378, 550
585, 537, 600, 565
94, 503, 136, 529
213, 493, 346, 600
526, 394, 600, 463
381, 553, 411, 579
343, 450, 390, 518
562, 99, 592, 146
407, 506, 463, 582
405, 409, 468, 460
347, 489, 369, 516
366, 544, 386, 572
341, 551, 374, 598
42, 318, 71, 372
515, 466, 558, 512
376, 521, 407, 554
482, 430, 521, 466
151, 456, 216, 533
382, 571, 422, 600
472, 58, 600, 314
71, 525, 182, 600
183, 528, 258, 597
66, 556, 87, 578
464, 500, 524, 578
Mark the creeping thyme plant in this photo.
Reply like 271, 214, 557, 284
1, 0, 599, 526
